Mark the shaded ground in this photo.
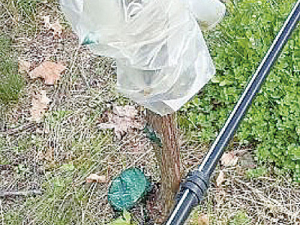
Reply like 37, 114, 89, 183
0, 1, 300, 225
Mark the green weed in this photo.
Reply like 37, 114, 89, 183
229, 211, 251, 225
246, 167, 269, 179
109, 210, 136, 225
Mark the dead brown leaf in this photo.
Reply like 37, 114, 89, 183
37, 151, 44, 160
37, 148, 54, 161
215, 189, 226, 204
50, 20, 63, 36
18, 60, 31, 73
86, 174, 107, 184
216, 170, 225, 187
29, 61, 66, 85
43, 15, 51, 29
221, 151, 238, 167
43, 16, 63, 36
98, 105, 144, 139
113, 105, 137, 118
45, 148, 54, 161
198, 214, 209, 225
30, 90, 51, 122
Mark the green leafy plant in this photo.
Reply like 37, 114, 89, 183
229, 211, 251, 225
246, 167, 269, 179
109, 211, 136, 225
181, 0, 300, 181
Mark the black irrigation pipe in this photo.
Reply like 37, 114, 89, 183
165, 1, 300, 224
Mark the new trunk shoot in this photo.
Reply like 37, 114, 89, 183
146, 110, 181, 223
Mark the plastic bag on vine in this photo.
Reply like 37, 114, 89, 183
60, 0, 226, 115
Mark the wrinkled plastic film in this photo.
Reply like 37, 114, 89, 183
60, 0, 225, 115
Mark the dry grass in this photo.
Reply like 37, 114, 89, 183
1, 0, 300, 225
188, 166, 300, 225
0, 1, 157, 224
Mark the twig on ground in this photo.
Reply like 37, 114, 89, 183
0, 165, 12, 170
0, 123, 35, 135
0, 190, 43, 198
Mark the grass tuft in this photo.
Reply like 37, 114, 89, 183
0, 36, 24, 104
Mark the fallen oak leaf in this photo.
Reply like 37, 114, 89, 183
30, 90, 51, 122
113, 105, 138, 118
98, 105, 144, 139
37, 148, 54, 161
43, 16, 63, 36
37, 151, 45, 161
86, 174, 107, 184
198, 214, 209, 225
45, 148, 54, 161
215, 189, 226, 204
29, 61, 66, 85
221, 151, 238, 167
50, 20, 63, 36
43, 15, 51, 29
216, 170, 225, 187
